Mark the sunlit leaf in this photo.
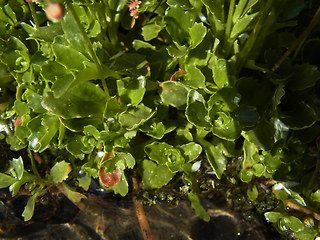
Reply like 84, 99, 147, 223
50, 160, 72, 183
12, 156, 24, 180
188, 192, 210, 221
22, 189, 41, 221
160, 81, 189, 109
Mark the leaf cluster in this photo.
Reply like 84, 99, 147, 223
0, 0, 320, 237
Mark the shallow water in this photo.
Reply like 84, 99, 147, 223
0, 187, 284, 240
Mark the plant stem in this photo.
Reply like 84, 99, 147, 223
28, 2, 40, 28
28, 148, 41, 180
65, 0, 110, 99
236, 0, 274, 74
272, 6, 320, 72
225, 0, 235, 41
222, 0, 236, 57
132, 176, 154, 240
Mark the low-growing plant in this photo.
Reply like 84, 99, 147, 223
0, 0, 320, 238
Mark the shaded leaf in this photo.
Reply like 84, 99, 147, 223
200, 139, 226, 179
186, 90, 211, 128
0, 173, 16, 188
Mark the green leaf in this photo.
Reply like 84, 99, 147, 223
188, 192, 210, 221
164, 148, 185, 172
233, 0, 258, 21
281, 216, 305, 232
83, 125, 100, 140
60, 115, 103, 132
50, 161, 72, 183
104, 96, 122, 119
240, 169, 254, 183
119, 104, 154, 130
160, 81, 189, 109
139, 120, 167, 139
9, 172, 36, 197
13, 100, 30, 116
189, 22, 207, 49
26, 93, 47, 113
41, 61, 75, 97
0, 172, 16, 188
164, 5, 191, 45
112, 53, 148, 76
287, 64, 320, 91
280, 102, 317, 130
60, 182, 86, 203
200, 139, 226, 179
209, 110, 241, 141
52, 43, 89, 71
231, 12, 258, 39
12, 156, 24, 180
78, 173, 91, 191
242, 119, 275, 150
247, 185, 258, 200
42, 82, 106, 119
66, 135, 85, 159
101, 152, 135, 172
212, 59, 235, 88
142, 23, 163, 41
27, 115, 60, 152
22, 188, 41, 221
310, 190, 320, 203
30, 23, 63, 42
186, 90, 211, 128
241, 139, 258, 168
264, 211, 283, 223
201, 0, 224, 21
167, 0, 191, 8
0, 37, 30, 73
61, 10, 87, 53
145, 142, 174, 165
208, 87, 239, 112
141, 160, 175, 189
233, 105, 259, 129
108, 173, 129, 197
184, 65, 206, 88
179, 142, 202, 162
117, 76, 146, 106
253, 163, 266, 177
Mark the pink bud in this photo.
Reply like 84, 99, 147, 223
128, 2, 137, 10
46, 2, 64, 22
130, 9, 139, 19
